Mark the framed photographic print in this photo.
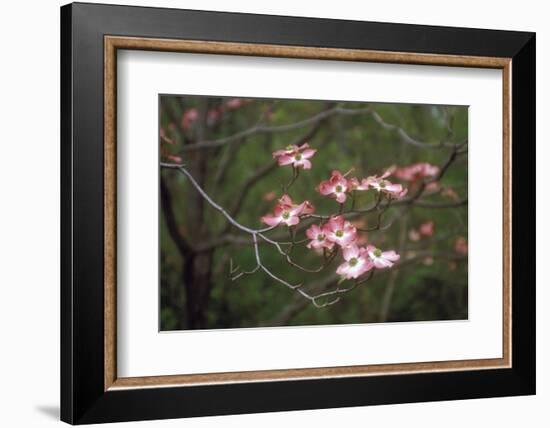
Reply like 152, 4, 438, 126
60, 2, 536, 424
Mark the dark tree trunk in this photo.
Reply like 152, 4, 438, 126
182, 250, 214, 329
180, 98, 213, 329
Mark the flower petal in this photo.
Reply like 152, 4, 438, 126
261, 215, 281, 227
343, 244, 359, 260
328, 215, 344, 231
382, 250, 400, 262
301, 148, 317, 159
335, 192, 347, 204
286, 216, 300, 226
306, 224, 321, 240
301, 159, 312, 169
373, 258, 392, 269
278, 194, 293, 207
336, 262, 350, 276
277, 155, 294, 166
318, 181, 334, 195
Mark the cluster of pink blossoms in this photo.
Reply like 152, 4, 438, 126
305, 216, 400, 279
318, 169, 408, 203
262, 143, 406, 282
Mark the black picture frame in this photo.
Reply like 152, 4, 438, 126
61, 2, 535, 424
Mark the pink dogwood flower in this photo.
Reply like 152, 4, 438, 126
419, 221, 435, 237
272, 143, 317, 169
348, 177, 369, 191
306, 224, 335, 250
394, 162, 440, 182
364, 171, 407, 198
366, 244, 400, 269
261, 194, 314, 227
278, 194, 315, 215
336, 245, 374, 279
324, 215, 357, 247
318, 170, 350, 203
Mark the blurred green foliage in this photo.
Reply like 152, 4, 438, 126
160, 96, 468, 330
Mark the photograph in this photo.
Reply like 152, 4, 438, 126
159, 95, 469, 331
54, 2, 536, 424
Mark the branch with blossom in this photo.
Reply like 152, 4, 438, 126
160, 102, 467, 310
160, 138, 419, 307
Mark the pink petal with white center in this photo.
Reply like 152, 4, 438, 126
366, 245, 400, 269
336, 256, 373, 279
343, 244, 360, 260
330, 176, 348, 191
306, 224, 321, 240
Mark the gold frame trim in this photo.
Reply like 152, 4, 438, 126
104, 36, 512, 391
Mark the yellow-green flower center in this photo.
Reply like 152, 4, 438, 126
349, 257, 358, 267
295, 154, 302, 161
373, 249, 382, 257
335, 230, 344, 238
335, 185, 343, 193
282, 212, 290, 220
379, 181, 386, 188
317, 234, 325, 241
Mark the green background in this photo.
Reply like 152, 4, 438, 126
159, 95, 468, 331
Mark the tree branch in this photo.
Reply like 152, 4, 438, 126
181, 105, 460, 152
161, 162, 378, 308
